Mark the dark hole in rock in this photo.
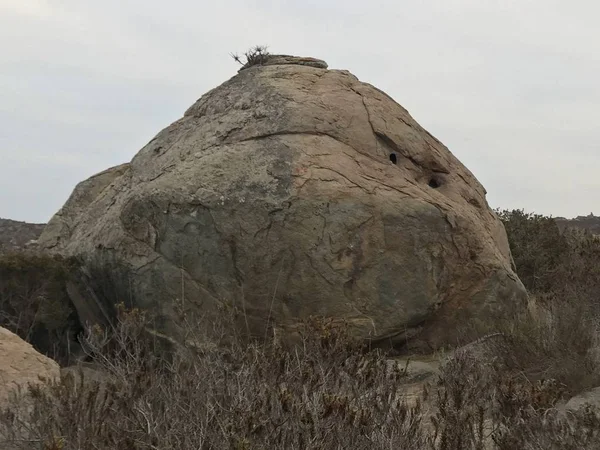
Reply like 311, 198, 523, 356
389, 153, 398, 164
428, 178, 441, 189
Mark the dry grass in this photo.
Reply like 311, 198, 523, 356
3, 302, 600, 450
230, 45, 271, 68
1, 309, 432, 449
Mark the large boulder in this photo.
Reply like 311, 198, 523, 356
37, 55, 527, 350
0, 327, 59, 406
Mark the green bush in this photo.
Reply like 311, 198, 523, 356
0, 252, 82, 365
496, 209, 600, 394
497, 208, 600, 298
496, 209, 569, 292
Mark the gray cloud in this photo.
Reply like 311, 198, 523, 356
1, 0, 598, 222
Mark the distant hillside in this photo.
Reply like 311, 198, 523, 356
555, 213, 600, 236
0, 218, 45, 253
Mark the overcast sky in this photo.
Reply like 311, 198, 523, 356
1, 0, 598, 223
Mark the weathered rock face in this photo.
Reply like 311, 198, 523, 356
38, 163, 130, 251
0, 327, 59, 406
37, 55, 527, 350
564, 386, 600, 411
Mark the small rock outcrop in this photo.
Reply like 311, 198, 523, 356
0, 219, 45, 254
239, 54, 328, 71
564, 387, 600, 411
37, 55, 527, 350
0, 327, 59, 406
555, 214, 600, 237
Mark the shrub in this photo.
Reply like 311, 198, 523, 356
0, 252, 82, 365
4, 301, 600, 449
231, 45, 271, 68
497, 208, 600, 299
77, 251, 139, 324
492, 396, 600, 449
496, 209, 569, 292
0, 308, 432, 450
431, 350, 600, 449
496, 209, 600, 394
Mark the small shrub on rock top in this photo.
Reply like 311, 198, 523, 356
231, 45, 271, 68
